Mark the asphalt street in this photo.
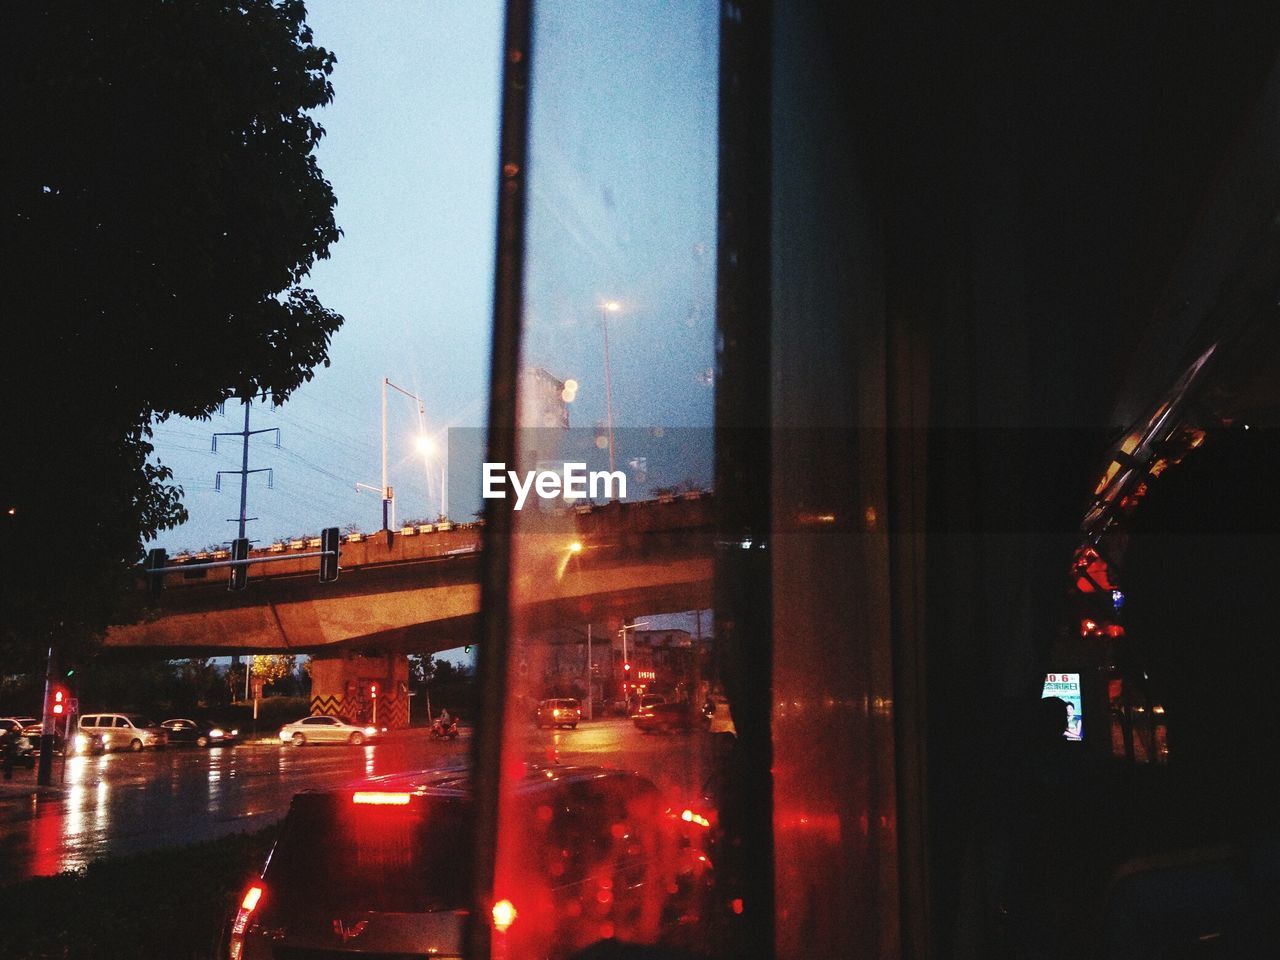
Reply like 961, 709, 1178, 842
0, 718, 716, 886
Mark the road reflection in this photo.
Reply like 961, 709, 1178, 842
0, 719, 713, 887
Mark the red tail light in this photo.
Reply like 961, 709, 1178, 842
492, 898, 518, 932
229, 883, 265, 959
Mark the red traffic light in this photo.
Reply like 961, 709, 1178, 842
369, 683, 378, 699
623, 662, 631, 673
51, 688, 66, 715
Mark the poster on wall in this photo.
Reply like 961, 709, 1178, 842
1042, 672, 1083, 740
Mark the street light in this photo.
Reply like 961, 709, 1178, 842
360, 378, 445, 530
600, 301, 621, 476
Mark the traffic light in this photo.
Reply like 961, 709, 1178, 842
319, 527, 340, 583
51, 687, 67, 716
369, 683, 378, 700
145, 548, 167, 599
229, 538, 249, 591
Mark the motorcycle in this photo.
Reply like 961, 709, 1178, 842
429, 718, 459, 740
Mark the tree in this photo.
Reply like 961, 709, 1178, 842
1, 1, 343, 665
248, 654, 297, 691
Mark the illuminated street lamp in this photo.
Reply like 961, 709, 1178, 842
359, 378, 443, 531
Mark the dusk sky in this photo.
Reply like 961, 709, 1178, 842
148, 1, 718, 562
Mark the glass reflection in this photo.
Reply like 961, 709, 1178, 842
493, 0, 720, 955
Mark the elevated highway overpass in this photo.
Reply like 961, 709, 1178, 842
104, 495, 714, 726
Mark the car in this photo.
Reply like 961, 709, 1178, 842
226, 763, 715, 960
1, 718, 36, 767
279, 715, 380, 746
633, 700, 697, 734
78, 713, 169, 751
635, 693, 667, 713
535, 697, 581, 729
19, 721, 69, 756
161, 717, 240, 748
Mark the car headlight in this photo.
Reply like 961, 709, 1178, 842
230, 729, 239, 736
363, 726, 377, 736
209, 728, 225, 739
74, 734, 88, 751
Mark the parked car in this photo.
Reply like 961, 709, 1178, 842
633, 701, 697, 734
19, 721, 69, 757
226, 764, 715, 960
77, 713, 168, 751
161, 718, 240, 748
535, 697, 581, 729
279, 715, 380, 746
1, 718, 36, 767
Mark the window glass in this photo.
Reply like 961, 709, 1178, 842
266, 794, 474, 913
489, 1, 722, 956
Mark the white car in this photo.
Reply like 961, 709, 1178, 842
279, 715, 380, 746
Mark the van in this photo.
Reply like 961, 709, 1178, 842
78, 713, 168, 752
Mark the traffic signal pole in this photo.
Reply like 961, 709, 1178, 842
36, 644, 55, 786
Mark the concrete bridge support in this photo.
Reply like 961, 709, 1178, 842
309, 649, 411, 729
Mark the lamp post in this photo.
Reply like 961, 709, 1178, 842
601, 301, 620, 476
364, 377, 438, 530
586, 623, 593, 721
617, 619, 649, 713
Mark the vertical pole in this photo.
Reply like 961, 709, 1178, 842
693, 608, 704, 704
236, 399, 251, 540
36, 644, 55, 786
586, 623, 593, 721
602, 310, 617, 476
621, 622, 629, 712
381, 378, 390, 532
244, 655, 251, 703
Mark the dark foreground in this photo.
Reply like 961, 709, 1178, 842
0, 827, 277, 960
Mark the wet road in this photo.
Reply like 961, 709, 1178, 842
0, 718, 714, 886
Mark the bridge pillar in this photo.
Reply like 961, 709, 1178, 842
309, 649, 410, 729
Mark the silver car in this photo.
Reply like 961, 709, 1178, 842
78, 713, 168, 751
279, 715, 380, 746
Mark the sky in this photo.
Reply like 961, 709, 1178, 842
149, 0, 505, 553
147, 2, 720, 658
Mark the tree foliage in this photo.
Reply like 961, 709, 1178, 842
0, 1, 343, 663
249, 653, 297, 687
